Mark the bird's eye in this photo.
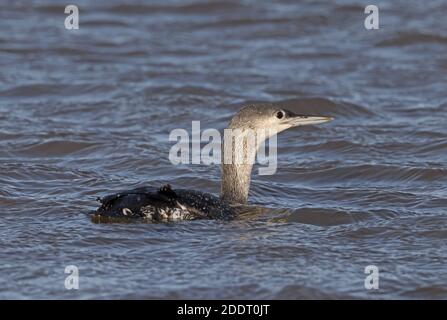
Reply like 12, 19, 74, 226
275, 110, 285, 119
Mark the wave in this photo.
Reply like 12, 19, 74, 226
282, 164, 447, 184
281, 207, 370, 226
105, 1, 244, 15
377, 32, 447, 47
16, 140, 98, 157
0, 84, 115, 99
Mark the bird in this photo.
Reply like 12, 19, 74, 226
92, 104, 332, 222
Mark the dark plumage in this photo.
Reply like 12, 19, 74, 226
92, 184, 235, 222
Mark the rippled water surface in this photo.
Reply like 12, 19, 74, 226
1, 0, 446, 299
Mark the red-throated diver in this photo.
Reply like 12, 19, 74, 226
92, 104, 332, 222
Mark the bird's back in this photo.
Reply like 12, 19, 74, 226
92, 185, 236, 222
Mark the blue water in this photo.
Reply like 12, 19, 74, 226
0, 0, 446, 299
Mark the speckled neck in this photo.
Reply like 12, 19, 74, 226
220, 128, 258, 204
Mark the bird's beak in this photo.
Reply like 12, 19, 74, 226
286, 113, 333, 127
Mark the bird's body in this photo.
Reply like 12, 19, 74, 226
92, 104, 332, 222
94, 185, 235, 222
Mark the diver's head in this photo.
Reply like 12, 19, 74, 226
228, 104, 333, 136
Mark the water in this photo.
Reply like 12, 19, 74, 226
0, 0, 446, 299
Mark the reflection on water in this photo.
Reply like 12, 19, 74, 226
0, 0, 446, 299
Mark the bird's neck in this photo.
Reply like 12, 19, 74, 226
220, 129, 258, 204
221, 163, 253, 204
